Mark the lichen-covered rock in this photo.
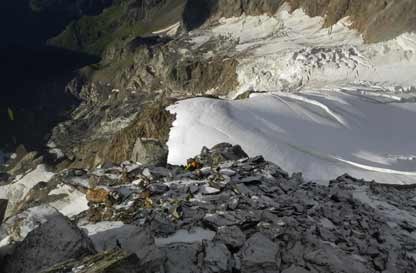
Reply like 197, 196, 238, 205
86, 188, 112, 204
40, 250, 143, 273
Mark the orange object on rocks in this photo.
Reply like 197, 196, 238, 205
86, 188, 111, 204
186, 159, 203, 171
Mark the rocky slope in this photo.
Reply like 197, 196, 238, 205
37, 1, 415, 174
1, 2, 416, 271
1, 144, 416, 273
51, 0, 416, 54
2, 0, 416, 171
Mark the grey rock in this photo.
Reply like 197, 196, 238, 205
203, 241, 233, 273
304, 245, 369, 273
131, 138, 168, 166
219, 168, 236, 176
203, 211, 242, 229
237, 176, 263, 185
198, 143, 248, 166
214, 225, 245, 250
282, 265, 311, 273
148, 183, 170, 194
3, 213, 96, 273
161, 243, 202, 273
238, 232, 279, 273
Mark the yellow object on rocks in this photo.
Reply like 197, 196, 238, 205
7, 107, 14, 121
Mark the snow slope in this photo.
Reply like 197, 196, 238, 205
168, 8, 416, 184
167, 92, 416, 184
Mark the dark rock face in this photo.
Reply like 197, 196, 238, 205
2, 213, 96, 273
289, 0, 416, 42
185, 0, 416, 42
30, 0, 113, 15
0, 200, 7, 224
183, 0, 283, 27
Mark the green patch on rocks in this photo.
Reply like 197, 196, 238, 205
49, 0, 186, 56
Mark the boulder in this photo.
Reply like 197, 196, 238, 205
214, 225, 245, 250
203, 241, 234, 273
198, 143, 248, 166
131, 138, 168, 166
238, 233, 280, 273
2, 213, 96, 273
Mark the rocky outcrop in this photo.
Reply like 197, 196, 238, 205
2, 212, 96, 273
184, 0, 416, 42
3, 144, 414, 273
183, 0, 283, 29
41, 0, 416, 171
48, 93, 174, 169
288, 0, 416, 42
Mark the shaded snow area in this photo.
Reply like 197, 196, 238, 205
167, 92, 416, 184
168, 7, 416, 184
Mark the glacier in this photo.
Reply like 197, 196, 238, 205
167, 7, 416, 184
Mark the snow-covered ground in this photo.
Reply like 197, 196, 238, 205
168, 7, 416, 184
0, 165, 55, 217
0, 164, 88, 218
167, 92, 416, 184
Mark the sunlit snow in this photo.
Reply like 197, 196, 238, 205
168, 7, 416, 184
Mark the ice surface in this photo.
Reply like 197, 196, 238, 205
168, 8, 416, 184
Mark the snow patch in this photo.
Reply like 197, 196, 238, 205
0, 165, 55, 217
152, 22, 181, 36
48, 184, 89, 217
155, 227, 215, 246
